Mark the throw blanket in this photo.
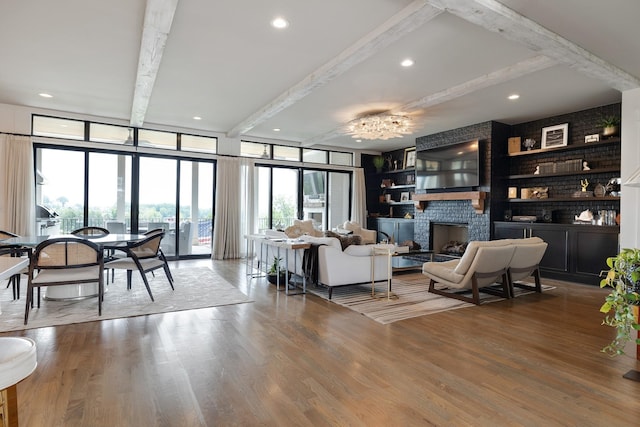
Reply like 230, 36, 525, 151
302, 243, 325, 285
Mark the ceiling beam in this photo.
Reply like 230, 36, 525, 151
425, 0, 640, 91
301, 55, 555, 146
226, 0, 443, 138
129, 0, 180, 128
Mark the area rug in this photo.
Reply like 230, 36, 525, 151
309, 273, 555, 324
0, 268, 252, 332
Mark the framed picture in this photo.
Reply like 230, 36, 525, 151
403, 147, 416, 169
541, 123, 568, 149
400, 191, 410, 202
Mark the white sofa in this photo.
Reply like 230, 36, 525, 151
256, 233, 394, 299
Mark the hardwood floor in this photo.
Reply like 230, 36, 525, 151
2, 259, 639, 426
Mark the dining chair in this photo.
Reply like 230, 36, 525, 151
0, 230, 30, 300
24, 237, 104, 324
71, 226, 110, 236
104, 221, 126, 234
105, 232, 174, 302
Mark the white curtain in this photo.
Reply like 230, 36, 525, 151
351, 167, 367, 226
0, 135, 35, 236
212, 157, 256, 259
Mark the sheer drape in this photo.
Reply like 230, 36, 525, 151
0, 135, 35, 235
351, 167, 367, 226
212, 157, 256, 259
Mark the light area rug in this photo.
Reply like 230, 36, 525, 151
309, 272, 555, 324
0, 268, 252, 332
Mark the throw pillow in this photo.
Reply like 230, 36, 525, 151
324, 230, 362, 250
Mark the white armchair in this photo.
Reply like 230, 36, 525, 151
422, 240, 516, 305
339, 221, 376, 244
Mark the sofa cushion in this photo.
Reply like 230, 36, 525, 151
324, 230, 362, 250
284, 219, 323, 238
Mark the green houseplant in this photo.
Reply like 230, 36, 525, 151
598, 115, 621, 137
372, 155, 385, 173
267, 256, 288, 284
600, 248, 640, 356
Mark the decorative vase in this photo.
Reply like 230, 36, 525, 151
267, 272, 289, 284
603, 125, 619, 137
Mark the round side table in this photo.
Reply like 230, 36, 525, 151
0, 338, 37, 427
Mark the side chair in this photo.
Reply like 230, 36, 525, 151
105, 232, 174, 302
0, 230, 30, 300
71, 226, 110, 236
25, 237, 104, 324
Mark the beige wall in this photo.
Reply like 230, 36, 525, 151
621, 88, 640, 249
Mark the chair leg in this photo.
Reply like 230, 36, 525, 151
138, 271, 155, 302
24, 285, 33, 325
532, 268, 542, 292
162, 264, 175, 290
126, 270, 133, 290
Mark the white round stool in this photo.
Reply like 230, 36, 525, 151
0, 338, 37, 427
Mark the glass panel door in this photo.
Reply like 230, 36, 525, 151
303, 170, 326, 230
139, 157, 177, 255
272, 168, 298, 229
88, 152, 132, 232
327, 171, 350, 229
179, 160, 214, 255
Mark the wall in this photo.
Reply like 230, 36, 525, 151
621, 89, 640, 248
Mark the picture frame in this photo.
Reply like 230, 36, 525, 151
541, 123, 568, 149
400, 191, 410, 202
403, 147, 416, 169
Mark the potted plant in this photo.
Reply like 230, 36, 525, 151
599, 248, 640, 358
598, 115, 621, 137
373, 155, 385, 173
267, 256, 288, 284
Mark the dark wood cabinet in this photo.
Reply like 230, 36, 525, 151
370, 218, 414, 244
494, 221, 619, 285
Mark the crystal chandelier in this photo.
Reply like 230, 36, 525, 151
346, 114, 412, 140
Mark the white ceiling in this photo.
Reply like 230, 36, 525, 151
0, 0, 637, 152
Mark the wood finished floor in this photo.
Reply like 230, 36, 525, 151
3, 259, 639, 427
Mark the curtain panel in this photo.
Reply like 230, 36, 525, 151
0, 135, 35, 235
351, 168, 367, 226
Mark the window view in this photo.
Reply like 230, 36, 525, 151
179, 160, 214, 255
303, 170, 326, 230
256, 167, 271, 232
272, 168, 298, 230
88, 152, 132, 232
35, 148, 85, 234
327, 172, 350, 228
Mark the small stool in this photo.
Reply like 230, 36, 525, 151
0, 338, 37, 427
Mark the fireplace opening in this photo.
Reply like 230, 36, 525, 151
431, 223, 469, 257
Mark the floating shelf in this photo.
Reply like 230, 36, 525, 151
412, 191, 487, 214
508, 138, 620, 157
507, 196, 620, 203
507, 167, 620, 180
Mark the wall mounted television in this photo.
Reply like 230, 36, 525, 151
415, 139, 480, 191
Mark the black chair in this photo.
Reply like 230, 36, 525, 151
71, 226, 110, 236
105, 232, 174, 302
25, 237, 104, 324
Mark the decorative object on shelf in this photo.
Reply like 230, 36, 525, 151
393, 160, 398, 170
574, 209, 594, 224
523, 138, 536, 150
583, 161, 590, 170
534, 165, 540, 174
373, 155, 385, 173
403, 147, 416, 169
530, 187, 548, 198
541, 123, 569, 149
520, 188, 531, 199
585, 133, 600, 143
599, 248, 640, 363
581, 178, 589, 192
381, 179, 393, 188
606, 177, 621, 196
385, 194, 392, 203
406, 173, 415, 185
508, 187, 518, 199
594, 183, 606, 197
403, 212, 413, 219
508, 137, 521, 154
400, 192, 409, 202
346, 113, 413, 140
598, 115, 621, 138
385, 155, 393, 170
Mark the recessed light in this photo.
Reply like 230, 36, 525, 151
356, 139, 362, 142
193, 116, 202, 120
271, 17, 289, 29
39, 93, 53, 98
273, 128, 281, 132
508, 94, 520, 100
401, 59, 414, 67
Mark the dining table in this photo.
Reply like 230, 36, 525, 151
0, 233, 146, 300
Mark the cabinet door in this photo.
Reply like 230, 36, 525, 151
494, 223, 528, 239
574, 229, 619, 277
376, 219, 396, 243
396, 220, 414, 243
531, 227, 569, 273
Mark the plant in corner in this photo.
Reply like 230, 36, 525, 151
373, 155, 385, 173
598, 115, 621, 137
599, 248, 640, 360
267, 256, 288, 285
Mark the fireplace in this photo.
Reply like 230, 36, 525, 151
431, 223, 469, 257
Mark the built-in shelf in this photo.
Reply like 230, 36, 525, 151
381, 184, 415, 190
507, 196, 620, 203
508, 138, 620, 157
507, 167, 620, 180
412, 191, 487, 214
374, 168, 415, 175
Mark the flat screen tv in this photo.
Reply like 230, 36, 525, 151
415, 140, 480, 191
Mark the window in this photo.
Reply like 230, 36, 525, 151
181, 134, 217, 154
273, 145, 300, 161
138, 129, 177, 150
241, 141, 270, 158
33, 116, 84, 140
303, 149, 327, 164
89, 123, 132, 145
330, 151, 353, 166
88, 152, 132, 230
